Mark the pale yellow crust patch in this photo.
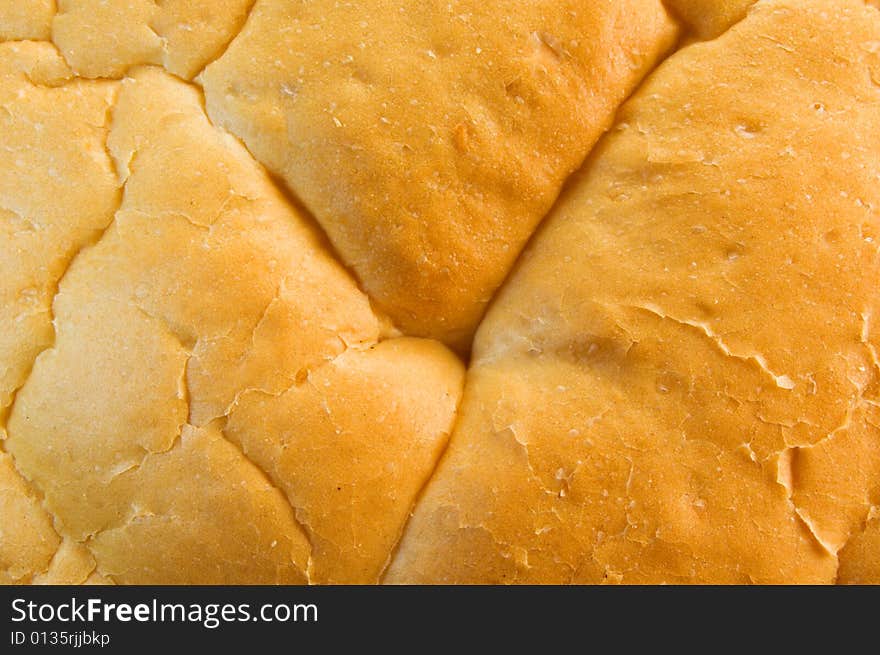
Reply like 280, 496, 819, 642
2, 59, 463, 583
52, 0, 255, 79
664, 0, 757, 37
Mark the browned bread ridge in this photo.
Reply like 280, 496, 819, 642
2, 0, 880, 584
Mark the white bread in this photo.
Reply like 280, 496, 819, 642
2, 0, 880, 585
388, 0, 880, 583
1, 45, 462, 584
200, 0, 679, 348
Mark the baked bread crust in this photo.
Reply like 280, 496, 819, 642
2, 0, 880, 585
664, 0, 756, 37
388, 0, 880, 584
1, 48, 463, 584
201, 0, 679, 348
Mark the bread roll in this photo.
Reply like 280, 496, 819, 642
387, 0, 880, 584
1, 50, 462, 584
3, 0, 880, 585
201, 0, 679, 348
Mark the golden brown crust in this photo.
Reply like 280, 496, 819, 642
225, 338, 463, 583
388, 0, 880, 584
201, 0, 679, 348
3, 0, 880, 585
0, 451, 60, 585
32, 541, 101, 585
1, 59, 463, 584
838, 507, 880, 583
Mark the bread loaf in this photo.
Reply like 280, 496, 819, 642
2, 0, 879, 584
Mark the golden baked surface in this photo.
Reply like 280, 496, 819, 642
2, 0, 879, 584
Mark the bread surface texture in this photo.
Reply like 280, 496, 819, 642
201, 0, 679, 348
1, 47, 463, 584
664, 0, 757, 37
2, 0, 880, 584
388, 0, 880, 584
